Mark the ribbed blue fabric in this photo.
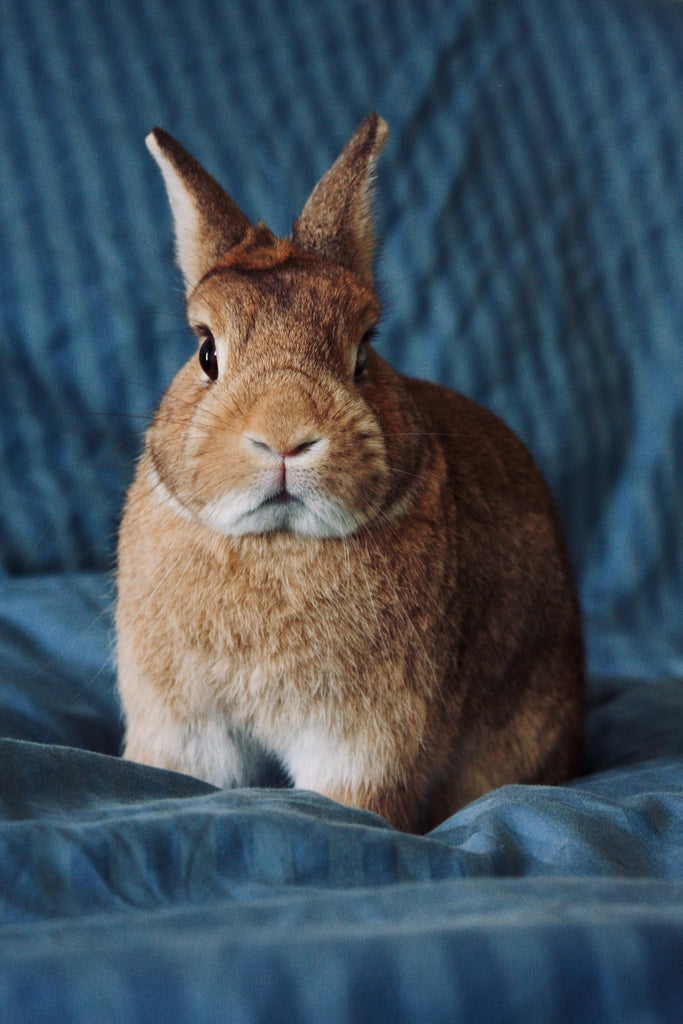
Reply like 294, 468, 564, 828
0, 567, 679, 1023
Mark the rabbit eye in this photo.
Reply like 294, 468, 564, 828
354, 342, 368, 379
198, 333, 218, 381
354, 326, 377, 379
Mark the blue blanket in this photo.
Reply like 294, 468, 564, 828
1, 0, 682, 1020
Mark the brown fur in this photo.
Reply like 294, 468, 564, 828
116, 114, 583, 833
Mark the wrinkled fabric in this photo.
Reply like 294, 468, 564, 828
0, 577, 681, 1023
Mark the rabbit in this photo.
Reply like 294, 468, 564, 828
116, 113, 583, 833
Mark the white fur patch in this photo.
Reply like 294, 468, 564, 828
125, 707, 266, 789
198, 488, 362, 539
147, 453, 364, 539
147, 463, 197, 523
283, 726, 376, 794
177, 718, 266, 788
146, 131, 205, 292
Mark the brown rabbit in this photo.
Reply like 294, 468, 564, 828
116, 113, 583, 833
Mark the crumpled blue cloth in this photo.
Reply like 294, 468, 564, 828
0, 574, 682, 1022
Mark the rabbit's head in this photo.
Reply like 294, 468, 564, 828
145, 115, 421, 540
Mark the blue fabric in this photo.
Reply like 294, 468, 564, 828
1, 592, 682, 1023
1, 0, 683, 1020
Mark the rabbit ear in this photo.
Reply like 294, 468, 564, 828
292, 113, 388, 283
146, 128, 252, 294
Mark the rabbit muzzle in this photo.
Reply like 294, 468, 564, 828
185, 376, 385, 540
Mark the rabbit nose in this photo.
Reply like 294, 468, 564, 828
245, 434, 322, 460
243, 384, 325, 461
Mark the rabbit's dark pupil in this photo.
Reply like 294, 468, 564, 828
354, 343, 368, 378
199, 335, 218, 381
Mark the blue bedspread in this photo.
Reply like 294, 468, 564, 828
1, 1, 682, 1021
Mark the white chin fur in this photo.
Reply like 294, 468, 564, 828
147, 464, 362, 539
199, 489, 362, 538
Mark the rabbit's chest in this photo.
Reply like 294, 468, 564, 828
171, 547, 372, 716
168, 537, 435, 741
131, 486, 452, 734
